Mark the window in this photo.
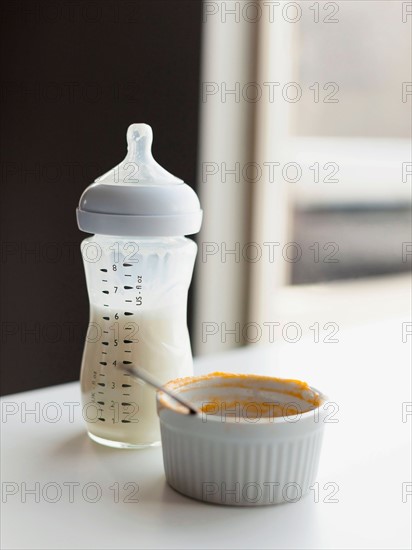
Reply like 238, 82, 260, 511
194, 0, 411, 354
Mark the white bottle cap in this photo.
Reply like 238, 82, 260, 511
76, 124, 202, 236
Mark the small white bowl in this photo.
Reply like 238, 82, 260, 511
157, 372, 328, 506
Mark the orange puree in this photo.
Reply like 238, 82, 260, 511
162, 372, 321, 417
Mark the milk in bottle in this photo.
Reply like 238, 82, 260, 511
76, 124, 202, 448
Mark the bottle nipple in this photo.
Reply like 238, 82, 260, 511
96, 123, 182, 186
126, 123, 153, 163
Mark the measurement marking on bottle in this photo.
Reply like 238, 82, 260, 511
103, 316, 110, 320
123, 263, 132, 267
97, 401, 105, 405
98, 418, 106, 422
121, 420, 131, 423
98, 383, 106, 387
103, 331, 108, 334
125, 350, 131, 353
121, 402, 131, 406
123, 393, 131, 396
125, 300, 132, 303
102, 352, 107, 355
102, 290, 109, 294
123, 360, 132, 365
122, 384, 132, 388
102, 279, 108, 282
124, 286, 133, 290
104, 304, 109, 307
125, 274, 132, 277
99, 362, 107, 366
124, 312, 133, 316
98, 391, 104, 395
100, 269, 108, 272
102, 342, 109, 346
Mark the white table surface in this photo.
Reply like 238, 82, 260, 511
1, 316, 411, 550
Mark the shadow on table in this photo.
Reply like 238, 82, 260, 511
51, 430, 98, 456
51, 431, 194, 506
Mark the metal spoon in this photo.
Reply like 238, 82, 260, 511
120, 364, 199, 415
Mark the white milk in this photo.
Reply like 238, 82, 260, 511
80, 305, 193, 447
77, 124, 201, 449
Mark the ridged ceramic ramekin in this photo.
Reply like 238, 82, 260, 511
157, 372, 327, 506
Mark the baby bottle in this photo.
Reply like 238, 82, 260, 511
76, 123, 202, 448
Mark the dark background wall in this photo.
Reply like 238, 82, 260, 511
0, 0, 203, 395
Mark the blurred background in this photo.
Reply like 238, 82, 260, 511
1, 0, 411, 394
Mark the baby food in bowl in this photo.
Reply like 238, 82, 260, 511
157, 372, 328, 506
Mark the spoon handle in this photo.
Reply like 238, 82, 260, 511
120, 364, 198, 415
